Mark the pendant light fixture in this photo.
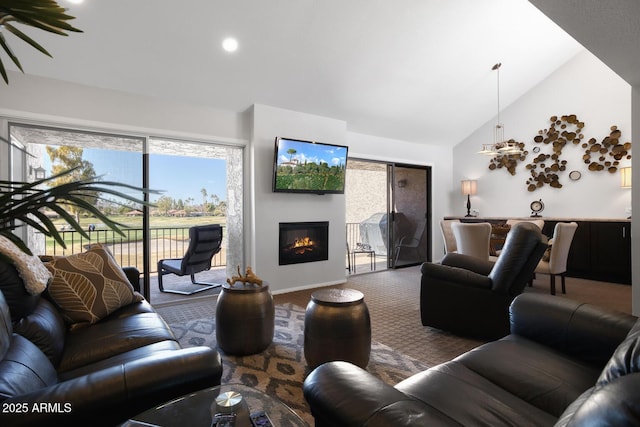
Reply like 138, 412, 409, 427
478, 62, 519, 156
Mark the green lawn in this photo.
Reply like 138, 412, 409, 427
51, 214, 225, 229
47, 215, 226, 252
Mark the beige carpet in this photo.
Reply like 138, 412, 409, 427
168, 302, 430, 425
157, 266, 632, 367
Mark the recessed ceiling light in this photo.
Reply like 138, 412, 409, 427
222, 37, 239, 53
66, 0, 84, 4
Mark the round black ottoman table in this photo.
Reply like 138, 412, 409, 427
304, 288, 371, 369
215, 282, 275, 355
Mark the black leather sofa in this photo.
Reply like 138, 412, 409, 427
0, 260, 223, 426
304, 293, 640, 426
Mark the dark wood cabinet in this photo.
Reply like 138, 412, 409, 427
545, 220, 631, 284
447, 217, 631, 284
587, 221, 631, 283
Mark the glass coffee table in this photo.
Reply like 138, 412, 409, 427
123, 383, 308, 427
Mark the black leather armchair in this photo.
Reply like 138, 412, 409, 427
421, 221, 548, 339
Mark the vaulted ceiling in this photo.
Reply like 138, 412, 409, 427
530, 0, 640, 87
4, 0, 585, 145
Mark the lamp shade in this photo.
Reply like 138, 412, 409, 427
620, 167, 632, 188
461, 180, 477, 196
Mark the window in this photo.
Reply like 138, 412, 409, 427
6, 122, 244, 301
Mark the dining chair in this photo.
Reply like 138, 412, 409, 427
157, 224, 223, 295
439, 219, 459, 255
506, 219, 545, 230
531, 222, 578, 295
451, 222, 492, 260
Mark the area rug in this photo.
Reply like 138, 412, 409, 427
169, 303, 431, 425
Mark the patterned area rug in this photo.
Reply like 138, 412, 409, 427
169, 303, 430, 425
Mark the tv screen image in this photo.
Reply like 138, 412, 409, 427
273, 137, 348, 194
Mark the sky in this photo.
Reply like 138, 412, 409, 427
276, 138, 348, 167
43, 147, 227, 204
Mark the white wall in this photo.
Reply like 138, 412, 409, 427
249, 104, 349, 293
453, 51, 632, 219
0, 71, 247, 142
248, 107, 456, 292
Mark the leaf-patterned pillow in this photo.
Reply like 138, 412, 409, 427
45, 244, 143, 329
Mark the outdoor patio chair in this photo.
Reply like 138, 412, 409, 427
157, 224, 223, 295
394, 219, 426, 264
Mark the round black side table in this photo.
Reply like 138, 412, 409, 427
216, 282, 275, 355
303, 288, 371, 369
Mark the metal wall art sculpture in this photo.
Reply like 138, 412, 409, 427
486, 114, 632, 192
526, 115, 584, 191
488, 140, 527, 176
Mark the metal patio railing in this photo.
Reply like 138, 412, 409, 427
45, 226, 227, 273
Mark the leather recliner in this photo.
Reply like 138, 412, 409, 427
0, 260, 222, 426
421, 221, 548, 339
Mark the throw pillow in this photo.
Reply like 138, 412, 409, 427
542, 245, 552, 262
0, 235, 51, 295
45, 244, 143, 329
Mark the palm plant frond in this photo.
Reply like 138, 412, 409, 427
0, 168, 160, 255
0, 0, 83, 83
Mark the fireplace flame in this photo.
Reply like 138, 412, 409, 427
288, 235, 316, 255
293, 236, 314, 248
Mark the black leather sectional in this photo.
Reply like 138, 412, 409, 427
0, 260, 222, 426
304, 293, 640, 426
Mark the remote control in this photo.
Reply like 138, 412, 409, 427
249, 410, 273, 427
211, 413, 236, 427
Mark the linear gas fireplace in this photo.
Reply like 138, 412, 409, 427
279, 221, 329, 265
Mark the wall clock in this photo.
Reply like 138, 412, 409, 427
530, 199, 544, 217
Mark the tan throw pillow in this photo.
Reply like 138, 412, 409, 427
542, 245, 552, 262
0, 235, 51, 295
45, 244, 143, 329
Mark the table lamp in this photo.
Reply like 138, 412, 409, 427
461, 180, 477, 217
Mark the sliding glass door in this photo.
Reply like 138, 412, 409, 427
147, 137, 244, 282
389, 163, 431, 268
346, 159, 431, 273
7, 122, 244, 302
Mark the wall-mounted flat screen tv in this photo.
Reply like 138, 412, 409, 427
272, 137, 348, 194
